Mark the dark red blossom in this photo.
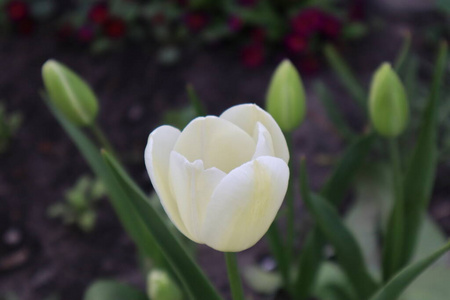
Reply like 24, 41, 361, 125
6, 0, 29, 22
88, 3, 109, 25
320, 15, 342, 39
185, 12, 208, 32
103, 17, 126, 38
77, 26, 95, 43
16, 17, 34, 35
240, 43, 265, 68
291, 8, 323, 36
228, 15, 243, 32
285, 33, 308, 53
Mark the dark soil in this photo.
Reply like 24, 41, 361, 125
0, 15, 449, 300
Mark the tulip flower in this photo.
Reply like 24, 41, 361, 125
145, 104, 289, 252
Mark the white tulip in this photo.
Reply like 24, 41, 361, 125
145, 104, 289, 252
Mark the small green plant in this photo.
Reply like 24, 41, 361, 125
0, 103, 22, 154
47, 175, 105, 232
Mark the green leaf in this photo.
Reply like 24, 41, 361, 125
323, 44, 367, 110
186, 84, 207, 116
300, 161, 378, 299
369, 241, 450, 300
43, 96, 166, 267
84, 280, 147, 300
436, 0, 450, 14
295, 133, 375, 299
401, 42, 448, 266
403, 267, 450, 300
313, 262, 358, 300
102, 151, 223, 300
315, 81, 356, 140
394, 32, 412, 73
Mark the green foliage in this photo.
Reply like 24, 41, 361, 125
0, 103, 22, 154
47, 175, 105, 232
84, 280, 147, 300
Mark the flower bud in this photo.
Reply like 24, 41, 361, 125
42, 59, 98, 126
147, 269, 182, 300
369, 63, 408, 137
266, 59, 306, 132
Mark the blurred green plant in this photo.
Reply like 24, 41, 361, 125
47, 175, 106, 232
0, 103, 22, 154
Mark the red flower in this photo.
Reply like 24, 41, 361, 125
240, 43, 265, 68
89, 3, 109, 25
291, 8, 323, 37
185, 12, 208, 32
250, 27, 266, 43
228, 15, 243, 32
320, 15, 342, 39
77, 26, 95, 43
16, 17, 34, 35
103, 17, 126, 38
285, 33, 308, 53
6, 0, 29, 22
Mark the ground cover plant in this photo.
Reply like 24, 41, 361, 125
36, 31, 450, 299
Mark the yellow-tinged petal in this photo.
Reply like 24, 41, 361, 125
220, 104, 289, 163
201, 156, 289, 252
144, 126, 191, 239
169, 151, 226, 242
173, 116, 255, 173
252, 122, 275, 159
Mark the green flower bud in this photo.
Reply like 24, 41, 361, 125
147, 269, 183, 300
42, 59, 98, 126
266, 59, 306, 132
369, 63, 409, 137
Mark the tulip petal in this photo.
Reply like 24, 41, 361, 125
252, 122, 275, 159
220, 104, 289, 163
169, 151, 226, 242
201, 156, 289, 252
173, 116, 255, 173
144, 125, 191, 239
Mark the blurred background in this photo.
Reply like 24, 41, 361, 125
0, 0, 449, 299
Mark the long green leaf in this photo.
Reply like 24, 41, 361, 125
369, 241, 450, 300
44, 96, 164, 266
401, 42, 448, 266
315, 81, 356, 141
102, 151, 223, 300
300, 160, 378, 299
323, 44, 367, 109
295, 133, 375, 299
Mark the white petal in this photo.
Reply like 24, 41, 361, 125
201, 156, 289, 252
144, 125, 191, 239
220, 104, 289, 163
169, 151, 226, 242
173, 116, 255, 173
252, 122, 275, 159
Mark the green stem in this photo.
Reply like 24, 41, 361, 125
89, 123, 116, 156
285, 132, 295, 275
382, 138, 405, 281
267, 222, 290, 292
225, 252, 245, 300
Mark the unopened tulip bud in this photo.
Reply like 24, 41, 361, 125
147, 269, 182, 300
266, 59, 306, 132
42, 59, 98, 126
369, 63, 408, 137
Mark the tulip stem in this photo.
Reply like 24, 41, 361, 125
90, 123, 116, 157
225, 252, 245, 300
285, 132, 295, 278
